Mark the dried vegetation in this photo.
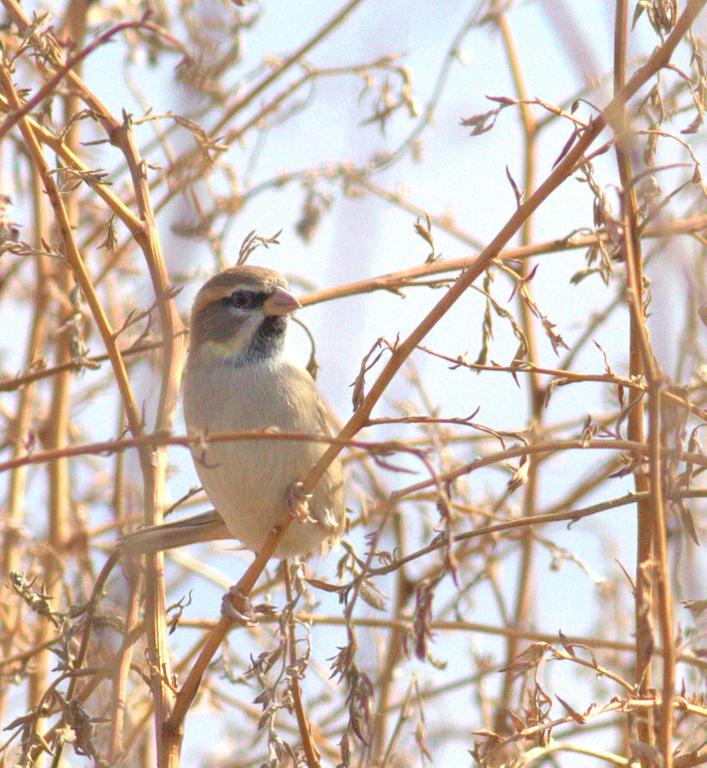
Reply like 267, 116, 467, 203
0, 1, 705, 767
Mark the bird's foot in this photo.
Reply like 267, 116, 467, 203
220, 586, 257, 625
286, 481, 316, 524
321, 506, 340, 531
221, 586, 276, 624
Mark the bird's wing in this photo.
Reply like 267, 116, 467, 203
317, 399, 337, 435
119, 510, 232, 555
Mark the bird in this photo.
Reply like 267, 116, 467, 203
120, 265, 345, 568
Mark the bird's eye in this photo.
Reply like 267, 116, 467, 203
229, 290, 254, 309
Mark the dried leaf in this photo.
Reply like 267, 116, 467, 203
409, 575, 442, 661
558, 631, 577, 657
358, 578, 387, 611
632, 1, 646, 28
507, 454, 529, 492
498, 642, 549, 673
681, 599, 707, 618
556, 694, 586, 724
553, 128, 579, 168
505, 165, 523, 207
413, 213, 438, 262
415, 719, 433, 761
676, 500, 700, 546
350, 337, 388, 411
460, 106, 502, 136
471, 728, 503, 742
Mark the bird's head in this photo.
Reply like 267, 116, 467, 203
189, 265, 301, 365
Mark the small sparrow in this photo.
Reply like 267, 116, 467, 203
122, 265, 345, 562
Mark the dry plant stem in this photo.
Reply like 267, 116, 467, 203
122, 708, 154, 768
182, 613, 706, 670
0, 93, 143, 230
31, 29, 86, 754
37, 7, 89, 762
0, 166, 50, 727
300, 213, 707, 307
675, 755, 707, 768
58, 0, 88, 668
0, 336, 187, 394
0, 429, 422, 475
370, 557, 410, 762
537, 456, 626, 517
120, 635, 212, 766
521, 741, 631, 767
302, 0, 706, 519
118, 115, 184, 768
613, 2, 656, 758
415, 345, 704, 419
0, 7, 184, 761
552, 648, 635, 694
0, 61, 148, 748
380, 680, 414, 768
0, 16, 153, 141
34, 635, 147, 766
65, 551, 120, 706
284, 560, 321, 768
297, 29, 704, 749
205, 0, 367, 142
0, 0, 185, 429
368, 373, 428, 764
31, 669, 108, 748
326, 411, 402, 763
623, 299, 677, 764
164, 508, 295, 737
2, 433, 706, 497
34, 290, 71, 757
646, 389, 675, 766
1, 213, 704, 393
0, 638, 59, 671
350, 174, 484, 249
109, 566, 143, 763
495, 11, 542, 729
0, 63, 144, 456
504, 697, 706, 747
0, 92, 143, 230
0, 173, 48, 574
91, 0, 370, 231
36, 632, 166, 766
108, 411, 142, 762
363, 488, 706, 580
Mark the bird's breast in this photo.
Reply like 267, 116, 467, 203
182, 356, 344, 556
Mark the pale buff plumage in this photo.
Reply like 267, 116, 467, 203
121, 265, 345, 558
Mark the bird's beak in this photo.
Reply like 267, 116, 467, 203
262, 287, 301, 316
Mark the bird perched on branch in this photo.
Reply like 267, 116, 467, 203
121, 265, 345, 564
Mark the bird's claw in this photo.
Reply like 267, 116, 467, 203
221, 586, 257, 625
287, 481, 316, 524
321, 506, 339, 531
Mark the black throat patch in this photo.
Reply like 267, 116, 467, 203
245, 315, 288, 362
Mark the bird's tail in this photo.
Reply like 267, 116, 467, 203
119, 510, 232, 555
